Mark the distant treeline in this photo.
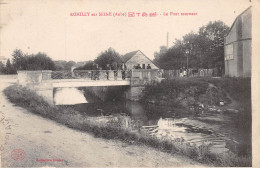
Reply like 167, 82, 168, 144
0, 49, 86, 74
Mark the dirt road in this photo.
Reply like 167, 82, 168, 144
0, 81, 206, 168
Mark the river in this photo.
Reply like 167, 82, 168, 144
54, 87, 251, 157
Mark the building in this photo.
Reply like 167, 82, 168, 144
121, 50, 159, 69
224, 6, 251, 77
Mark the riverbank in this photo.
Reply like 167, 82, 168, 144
141, 77, 251, 162
3, 83, 251, 167
0, 82, 204, 167
142, 77, 250, 112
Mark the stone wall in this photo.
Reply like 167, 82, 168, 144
125, 69, 163, 101
124, 86, 145, 101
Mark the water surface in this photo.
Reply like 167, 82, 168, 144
54, 87, 251, 156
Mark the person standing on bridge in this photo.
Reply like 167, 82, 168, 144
111, 61, 118, 79
91, 63, 95, 80
182, 67, 187, 77
121, 63, 127, 80
106, 64, 111, 80
96, 64, 100, 80
92, 63, 99, 80
136, 64, 141, 69
180, 68, 183, 77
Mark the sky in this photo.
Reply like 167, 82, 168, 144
0, 0, 252, 62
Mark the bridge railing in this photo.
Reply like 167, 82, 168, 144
130, 69, 164, 86
51, 70, 131, 80
163, 68, 214, 79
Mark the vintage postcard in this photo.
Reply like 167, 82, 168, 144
0, 0, 259, 168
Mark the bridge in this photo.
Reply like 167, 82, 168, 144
51, 70, 132, 88
17, 69, 163, 104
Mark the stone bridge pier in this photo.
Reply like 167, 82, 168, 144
124, 69, 163, 101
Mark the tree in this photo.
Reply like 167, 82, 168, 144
5, 59, 16, 74
12, 49, 27, 70
0, 59, 16, 74
198, 21, 230, 68
0, 62, 6, 74
26, 53, 56, 70
75, 48, 122, 70
94, 48, 122, 70
53, 60, 67, 70
74, 61, 94, 70
154, 46, 168, 64
64, 61, 76, 70
154, 20, 230, 70
11, 49, 56, 71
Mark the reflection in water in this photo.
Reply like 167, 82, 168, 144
54, 88, 250, 156
54, 88, 87, 105
143, 118, 228, 154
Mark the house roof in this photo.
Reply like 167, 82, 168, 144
225, 6, 251, 37
121, 50, 159, 68
121, 50, 139, 63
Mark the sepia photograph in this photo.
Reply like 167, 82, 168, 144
0, 0, 259, 168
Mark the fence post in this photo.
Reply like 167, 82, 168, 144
117, 70, 122, 80
42, 70, 52, 80
108, 70, 114, 80
99, 71, 107, 80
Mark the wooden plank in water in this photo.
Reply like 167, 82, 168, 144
187, 137, 224, 143
141, 125, 159, 128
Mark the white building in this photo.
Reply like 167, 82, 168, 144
121, 50, 159, 70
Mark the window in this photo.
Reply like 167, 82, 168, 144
225, 44, 233, 60
142, 64, 145, 69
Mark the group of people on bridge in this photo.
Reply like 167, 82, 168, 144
89, 62, 153, 80
90, 63, 128, 80
134, 64, 152, 69
91, 62, 127, 71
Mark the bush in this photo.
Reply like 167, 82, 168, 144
201, 77, 251, 105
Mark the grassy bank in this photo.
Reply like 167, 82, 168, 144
4, 84, 251, 167
201, 77, 251, 109
142, 77, 251, 111
141, 77, 229, 110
